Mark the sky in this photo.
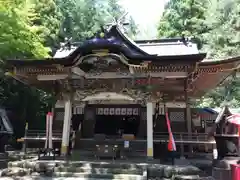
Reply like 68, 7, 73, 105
120, 0, 168, 39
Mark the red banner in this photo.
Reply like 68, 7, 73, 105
165, 112, 176, 151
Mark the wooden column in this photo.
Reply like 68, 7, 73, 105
147, 101, 153, 159
185, 79, 192, 153
61, 94, 72, 156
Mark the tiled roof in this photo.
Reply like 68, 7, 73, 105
214, 108, 240, 114
54, 46, 77, 58
53, 41, 199, 58
136, 41, 199, 56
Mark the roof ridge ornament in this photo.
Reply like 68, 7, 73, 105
104, 12, 129, 33
59, 37, 73, 51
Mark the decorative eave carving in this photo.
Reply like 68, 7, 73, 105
131, 64, 192, 73
187, 58, 240, 96
13, 65, 69, 76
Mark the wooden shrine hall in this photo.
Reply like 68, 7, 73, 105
6, 25, 240, 158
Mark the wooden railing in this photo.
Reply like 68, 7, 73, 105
153, 132, 214, 144
17, 130, 62, 142
18, 130, 216, 156
26, 130, 62, 138
20, 130, 215, 145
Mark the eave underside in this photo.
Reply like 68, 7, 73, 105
6, 56, 240, 101
188, 56, 240, 97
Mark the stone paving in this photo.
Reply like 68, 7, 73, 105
0, 152, 215, 180
0, 159, 215, 180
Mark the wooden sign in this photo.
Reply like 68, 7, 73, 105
97, 108, 103, 115
103, 108, 109, 115
95, 107, 139, 116
121, 108, 126, 115
115, 108, 121, 115
127, 108, 132, 115
133, 108, 139, 115
109, 108, 115, 115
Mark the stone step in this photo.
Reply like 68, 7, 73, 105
148, 176, 214, 180
54, 166, 144, 175
1, 167, 145, 180
0, 160, 8, 169
0, 153, 8, 169
8, 161, 145, 170
52, 172, 145, 180
57, 162, 144, 169
147, 165, 205, 179
7, 160, 214, 180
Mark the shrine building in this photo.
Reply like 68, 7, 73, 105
6, 25, 240, 158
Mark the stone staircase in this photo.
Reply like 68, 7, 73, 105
75, 138, 147, 159
53, 162, 146, 180
6, 160, 215, 180
7, 161, 146, 180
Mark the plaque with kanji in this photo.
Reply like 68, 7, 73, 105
121, 108, 126, 115
115, 108, 121, 115
133, 108, 139, 115
109, 108, 115, 115
97, 108, 103, 115
127, 108, 132, 115
103, 108, 109, 115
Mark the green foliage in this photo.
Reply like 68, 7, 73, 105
56, 0, 137, 41
0, 78, 54, 135
157, 0, 240, 107
0, 0, 138, 144
158, 0, 209, 48
0, 0, 50, 59
200, 0, 240, 107
202, 0, 240, 58
32, 0, 62, 54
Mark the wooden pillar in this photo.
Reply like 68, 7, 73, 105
61, 94, 72, 156
147, 102, 153, 159
185, 80, 192, 153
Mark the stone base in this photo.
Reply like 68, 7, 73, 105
0, 153, 8, 169
5, 159, 214, 179
0, 160, 7, 169
212, 157, 240, 180
175, 159, 190, 166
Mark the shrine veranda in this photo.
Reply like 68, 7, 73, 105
6, 25, 240, 158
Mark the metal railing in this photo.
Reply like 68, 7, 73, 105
26, 130, 62, 137
18, 130, 63, 141
21, 130, 216, 145
153, 132, 215, 144
19, 130, 216, 157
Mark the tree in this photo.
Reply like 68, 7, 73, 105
0, 0, 50, 59
56, 0, 137, 42
200, 0, 240, 107
0, 0, 138, 143
157, 0, 240, 107
31, 0, 63, 54
158, 0, 210, 48
0, 0, 54, 143
203, 0, 240, 58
